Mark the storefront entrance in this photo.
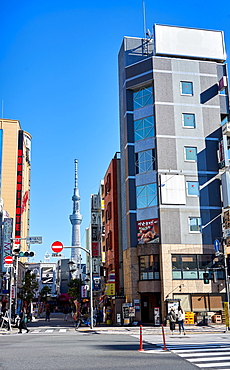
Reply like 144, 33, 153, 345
141, 293, 161, 324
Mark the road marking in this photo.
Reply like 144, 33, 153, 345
45, 330, 54, 333
59, 329, 66, 332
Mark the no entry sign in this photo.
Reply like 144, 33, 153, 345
51, 241, 64, 253
4, 256, 13, 265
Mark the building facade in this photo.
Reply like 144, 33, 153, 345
118, 25, 227, 323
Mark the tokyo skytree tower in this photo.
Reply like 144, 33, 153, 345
69, 159, 83, 275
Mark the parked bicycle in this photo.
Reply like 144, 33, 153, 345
74, 314, 96, 329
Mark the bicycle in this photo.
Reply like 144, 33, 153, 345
74, 315, 96, 329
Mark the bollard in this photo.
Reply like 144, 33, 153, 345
161, 324, 168, 351
138, 325, 144, 351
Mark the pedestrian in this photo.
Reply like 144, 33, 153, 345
45, 305, 51, 322
63, 307, 69, 321
18, 308, 29, 334
178, 305, 186, 335
167, 308, 177, 334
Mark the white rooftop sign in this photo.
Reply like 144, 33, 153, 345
154, 24, 226, 61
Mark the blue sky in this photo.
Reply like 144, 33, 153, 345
1, 0, 230, 262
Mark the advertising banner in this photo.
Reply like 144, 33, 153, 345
41, 267, 53, 284
137, 219, 159, 244
2, 218, 13, 271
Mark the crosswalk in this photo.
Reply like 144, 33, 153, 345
157, 343, 230, 369
17, 328, 69, 334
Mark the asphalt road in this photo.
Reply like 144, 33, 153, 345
0, 332, 198, 370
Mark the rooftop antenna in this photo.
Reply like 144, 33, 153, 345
1, 100, 4, 118
142, 1, 147, 39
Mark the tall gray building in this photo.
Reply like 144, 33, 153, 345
118, 25, 228, 323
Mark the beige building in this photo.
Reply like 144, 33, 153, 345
0, 119, 32, 255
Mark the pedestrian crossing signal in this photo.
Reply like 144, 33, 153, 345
203, 272, 209, 284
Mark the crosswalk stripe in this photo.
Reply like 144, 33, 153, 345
196, 363, 230, 368
188, 356, 230, 362
45, 330, 54, 333
174, 348, 230, 354
59, 329, 66, 332
179, 351, 230, 357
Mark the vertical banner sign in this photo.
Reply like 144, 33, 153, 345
224, 302, 230, 328
15, 131, 23, 243
2, 218, 13, 271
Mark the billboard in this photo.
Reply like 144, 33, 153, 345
137, 219, 159, 244
154, 24, 226, 61
15, 131, 23, 242
41, 267, 53, 284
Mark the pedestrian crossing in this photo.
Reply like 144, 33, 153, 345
157, 343, 230, 369
16, 328, 69, 334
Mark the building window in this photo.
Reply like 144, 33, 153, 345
172, 254, 220, 280
182, 113, 195, 128
134, 116, 154, 141
133, 86, 153, 110
139, 255, 160, 280
189, 217, 202, 232
186, 181, 199, 196
105, 173, 111, 194
184, 147, 197, 161
180, 81, 193, 95
136, 183, 158, 208
136, 149, 156, 174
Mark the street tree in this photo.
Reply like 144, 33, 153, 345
40, 286, 52, 302
68, 279, 81, 299
18, 270, 38, 306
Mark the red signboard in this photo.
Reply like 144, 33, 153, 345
92, 242, 99, 257
51, 241, 64, 253
15, 131, 23, 244
4, 256, 13, 264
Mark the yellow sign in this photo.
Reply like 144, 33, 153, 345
224, 302, 229, 328
105, 283, 115, 296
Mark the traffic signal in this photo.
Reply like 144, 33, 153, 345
19, 251, 35, 257
203, 272, 209, 284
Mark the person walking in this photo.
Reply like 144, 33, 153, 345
18, 308, 29, 334
178, 305, 186, 335
63, 307, 69, 321
45, 305, 51, 322
167, 308, 177, 334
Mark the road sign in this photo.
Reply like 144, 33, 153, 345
26, 236, 42, 244
4, 256, 13, 265
52, 253, 63, 257
214, 239, 220, 252
51, 241, 64, 253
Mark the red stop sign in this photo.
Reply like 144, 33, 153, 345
4, 256, 13, 264
51, 241, 64, 253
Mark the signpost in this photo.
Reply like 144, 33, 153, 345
51, 241, 64, 253
4, 256, 13, 267
214, 239, 220, 252
26, 236, 42, 244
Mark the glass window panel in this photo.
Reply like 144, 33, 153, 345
134, 116, 154, 141
181, 81, 193, 95
183, 113, 195, 128
189, 217, 201, 232
154, 272, 160, 279
185, 147, 197, 161
136, 184, 158, 208
198, 255, 213, 270
183, 270, 198, 279
172, 270, 182, 279
133, 86, 153, 110
172, 255, 181, 270
148, 272, 153, 279
187, 181, 199, 196
182, 255, 197, 270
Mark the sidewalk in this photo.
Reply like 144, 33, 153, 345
0, 312, 228, 335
